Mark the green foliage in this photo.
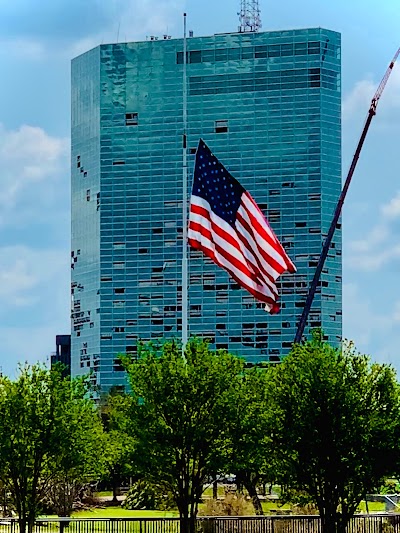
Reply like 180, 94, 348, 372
122, 480, 158, 510
99, 392, 136, 503
122, 338, 244, 533
271, 331, 400, 533
0, 364, 102, 530
228, 366, 276, 514
122, 480, 175, 511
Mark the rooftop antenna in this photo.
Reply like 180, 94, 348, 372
239, 0, 262, 32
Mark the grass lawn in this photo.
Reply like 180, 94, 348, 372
261, 501, 292, 514
358, 501, 386, 513
202, 486, 227, 498
72, 507, 178, 519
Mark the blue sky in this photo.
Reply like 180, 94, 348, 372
0, 0, 399, 375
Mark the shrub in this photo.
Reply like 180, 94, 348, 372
199, 494, 253, 516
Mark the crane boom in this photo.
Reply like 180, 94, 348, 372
372, 48, 400, 109
294, 48, 400, 345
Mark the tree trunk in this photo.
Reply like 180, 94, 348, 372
319, 504, 348, 533
245, 481, 264, 516
111, 473, 119, 504
27, 513, 36, 533
212, 479, 218, 500
178, 499, 198, 533
18, 518, 27, 533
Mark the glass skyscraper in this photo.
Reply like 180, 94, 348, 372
71, 28, 342, 390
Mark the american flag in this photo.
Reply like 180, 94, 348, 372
188, 140, 296, 313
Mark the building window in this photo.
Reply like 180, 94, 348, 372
125, 112, 138, 126
113, 358, 124, 372
215, 119, 228, 133
113, 262, 125, 269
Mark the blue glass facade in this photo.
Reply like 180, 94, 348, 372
71, 28, 342, 390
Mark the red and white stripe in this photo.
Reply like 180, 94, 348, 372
188, 193, 296, 313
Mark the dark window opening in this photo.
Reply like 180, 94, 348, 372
125, 112, 138, 126
113, 358, 124, 372
139, 248, 148, 254
114, 288, 125, 294
112, 160, 125, 165
309, 193, 321, 201
296, 222, 306, 228
215, 119, 228, 133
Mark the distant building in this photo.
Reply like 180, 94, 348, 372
71, 28, 342, 391
51, 335, 71, 378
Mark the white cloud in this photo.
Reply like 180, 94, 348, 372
343, 282, 400, 370
343, 64, 400, 122
5, 0, 187, 60
0, 245, 67, 309
0, 244, 70, 376
0, 123, 68, 226
0, 37, 45, 60
343, 282, 389, 347
0, 325, 66, 377
343, 78, 375, 121
347, 189, 400, 271
349, 224, 389, 253
381, 190, 400, 219
74, 0, 185, 58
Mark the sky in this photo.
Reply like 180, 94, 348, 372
0, 0, 399, 375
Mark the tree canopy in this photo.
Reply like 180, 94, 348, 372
0, 364, 103, 531
271, 331, 400, 533
123, 338, 244, 533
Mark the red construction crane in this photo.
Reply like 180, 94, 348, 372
294, 47, 400, 344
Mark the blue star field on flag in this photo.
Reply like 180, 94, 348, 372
193, 141, 244, 227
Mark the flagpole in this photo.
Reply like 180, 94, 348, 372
181, 12, 189, 350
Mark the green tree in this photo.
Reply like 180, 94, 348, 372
45, 382, 104, 517
99, 392, 136, 504
229, 366, 276, 515
123, 338, 244, 533
272, 331, 400, 533
0, 364, 100, 533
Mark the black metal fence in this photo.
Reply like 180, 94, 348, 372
1, 515, 400, 533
